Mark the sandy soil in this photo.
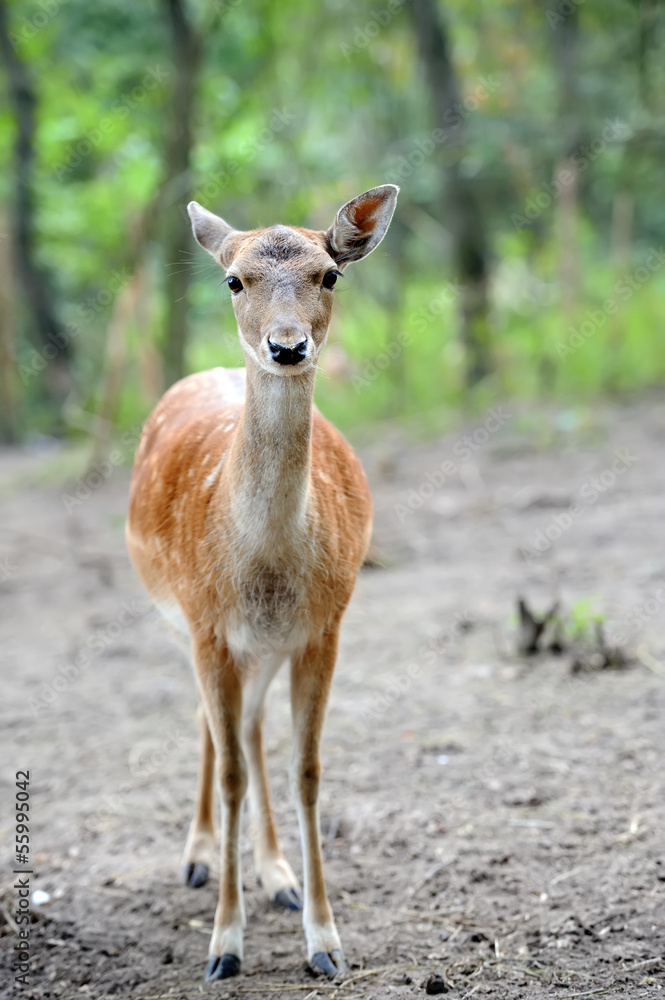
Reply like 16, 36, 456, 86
1, 396, 664, 999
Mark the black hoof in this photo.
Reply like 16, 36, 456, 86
309, 949, 347, 978
274, 887, 303, 911
182, 862, 209, 888
204, 953, 241, 981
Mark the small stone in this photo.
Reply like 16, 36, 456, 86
424, 973, 449, 994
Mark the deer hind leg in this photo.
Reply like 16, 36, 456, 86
193, 637, 247, 982
290, 631, 347, 978
182, 704, 216, 888
242, 653, 302, 910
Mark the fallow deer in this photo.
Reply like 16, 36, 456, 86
125, 184, 398, 981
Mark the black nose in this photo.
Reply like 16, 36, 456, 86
268, 339, 308, 366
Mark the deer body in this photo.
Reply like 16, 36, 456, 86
128, 366, 371, 659
126, 185, 398, 981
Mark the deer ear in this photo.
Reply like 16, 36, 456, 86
187, 202, 237, 265
326, 184, 399, 265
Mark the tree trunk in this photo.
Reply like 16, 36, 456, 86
0, 209, 18, 442
384, 216, 409, 413
0, 0, 71, 418
88, 267, 146, 469
607, 189, 634, 390
86, 194, 163, 465
161, 0, 202, 387
410, 0, 492, 387
551, 3, 582, 324
637, 0, 658, 112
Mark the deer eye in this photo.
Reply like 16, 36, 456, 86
227, 275, 243, 293
322, 270, 342, 290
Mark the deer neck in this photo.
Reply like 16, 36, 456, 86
225, 357, 315, 557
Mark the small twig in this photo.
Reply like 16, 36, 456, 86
235, 986, 338, 994
92, 882, 139, 899
549, 865, 587, 885
636, 644, 665, 679
411, 861, 449, 896
233, 965, 417, 996
623, 954, 663, 970
397, 906, 459, 926
489, 961, 549, 979
341, 962, 416, 986
555, 989, 612, 999
468, 960, 486, 980
138, 994, 185, 999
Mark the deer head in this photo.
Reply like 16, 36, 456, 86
188, 185, 399, 376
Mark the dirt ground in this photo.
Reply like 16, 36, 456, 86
1, 396, 664, 1000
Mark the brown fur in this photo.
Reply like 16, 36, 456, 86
127, 367, 372, 642
125, 185, 398, 980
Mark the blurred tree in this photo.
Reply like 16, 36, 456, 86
0, 0, 71, 429
410, 0, 492, 387
160, 0, 202, 387
0, 207, 17, 442
551, 0, 582, 321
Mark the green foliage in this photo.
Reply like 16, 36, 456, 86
2, 0, 665, 440
566, 598, 606, 642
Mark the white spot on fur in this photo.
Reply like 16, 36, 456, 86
204, 455, 225, 487
155, 599, 190, 638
